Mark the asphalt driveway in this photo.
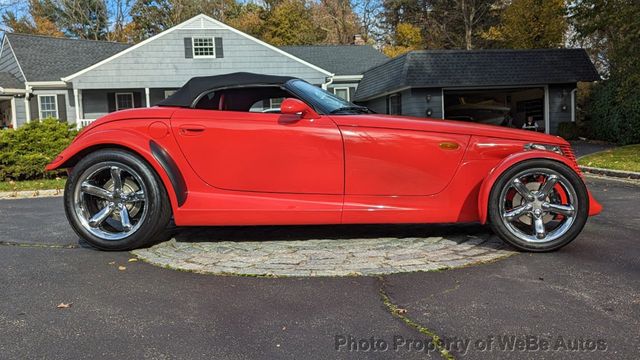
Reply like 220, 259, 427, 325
0, 177, 638, 359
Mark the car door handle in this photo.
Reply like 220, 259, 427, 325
179, 125, 205, 136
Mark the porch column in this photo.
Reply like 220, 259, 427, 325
74, 88, 81, 130
145, 88, 150, 108
10, 97, 17, 129
24, 96, 30, 123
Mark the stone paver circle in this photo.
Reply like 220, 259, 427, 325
133, 226, 516, 277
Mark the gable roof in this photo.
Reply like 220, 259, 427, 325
4, 33, 130, 82
355, 48, 601, 101
61, 14, 332, 82
0, 71, 23, 89
279, 45, 388, 76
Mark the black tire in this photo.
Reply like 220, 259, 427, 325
64, 149, 172, 251
488, 159, 589, 252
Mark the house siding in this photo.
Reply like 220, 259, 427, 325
70, 28, 329, 90
0, 37, 25, 83
402, 88, 443, 118
548, 83, 576, 134
14, 96, 26, 127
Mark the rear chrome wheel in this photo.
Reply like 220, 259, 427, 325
64, 149, 172, 251
489, 159, 588, 252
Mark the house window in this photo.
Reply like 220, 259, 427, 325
269, 98, 283, 109
38, 95, 58, 119
192, 37, 215, 58
116, 93, 134, 110
164, 90, 176, 99
333, 87, 350, 101
388, 93, 401, 115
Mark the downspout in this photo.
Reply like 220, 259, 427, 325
321, 74, 335, 90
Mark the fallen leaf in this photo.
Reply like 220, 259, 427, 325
128, 258, 138, 263
282, 326, 287, 331
57, 303, 72, 309
108, 261, 116, 265
395, 308, 407, 315
118, 266, 126, 271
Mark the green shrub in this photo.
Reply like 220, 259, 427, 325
557, 122, 580, 140
0, 118, 77, 180
586, 77, 640, 145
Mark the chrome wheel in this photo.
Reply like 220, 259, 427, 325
498, 168, 577, 244
73, 163, 147, 241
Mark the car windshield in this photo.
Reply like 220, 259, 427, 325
286, 79, 371, 115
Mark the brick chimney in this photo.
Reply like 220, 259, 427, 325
352, 34, 365, 45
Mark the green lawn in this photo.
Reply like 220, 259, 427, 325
578, 144, 640, 173
0, 178, 67, 192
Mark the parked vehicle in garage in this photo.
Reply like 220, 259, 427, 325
47, 73, 602, 252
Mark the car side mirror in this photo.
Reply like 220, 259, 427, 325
280, 98, 319, 119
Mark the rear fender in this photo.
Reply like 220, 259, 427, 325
477, 150, 581, 224
46, 129, 182, 210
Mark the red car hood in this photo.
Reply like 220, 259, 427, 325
330, 114, 568, 145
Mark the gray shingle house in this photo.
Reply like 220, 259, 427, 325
355, 49, 600, 134
0, 13, 600, 135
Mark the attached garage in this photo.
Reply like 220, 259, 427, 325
355, 49, 600, 135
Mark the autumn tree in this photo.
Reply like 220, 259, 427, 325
261, 0, 323, 45
382, 0, 498, 50
484, 0, 567, 49
382, 22, 423, 57
2, 0, 64, 37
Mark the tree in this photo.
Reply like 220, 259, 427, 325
261, 0, 323, 45
56, 0, 110, 40
382, 0, 498, 50
129, 0, 239, 41
2, 0, 64, 37
484, 0, 567, 49
312, 0, 361, 44
570, 0, 640, 144
382, 22, 423, 57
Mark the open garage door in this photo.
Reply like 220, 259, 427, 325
443, 87, 547, 133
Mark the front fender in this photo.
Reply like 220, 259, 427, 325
477, 150, 599, 224
46, 129, 183, 209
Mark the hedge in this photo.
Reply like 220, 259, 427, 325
0, 118, 77, 180
585, 77, 640, 145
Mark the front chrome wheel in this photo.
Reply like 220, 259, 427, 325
498, 168, 577, 244
73, 163, 148, 241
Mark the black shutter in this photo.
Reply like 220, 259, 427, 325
107, 92, 116, 112
349, 87, 355, 102
215, 37, 224, 58
29, 96, 39, 120
133, 92, 142, 108
56, 94, 67, 121
397, 94, 402, 114
184, 38, 193, 58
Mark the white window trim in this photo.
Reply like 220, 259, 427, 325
37, 94, 58, 119
115, 92, 134, 111
192, 37, 216, 58
333, 87, 350, 101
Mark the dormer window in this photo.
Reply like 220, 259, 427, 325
192, 37, 215, 58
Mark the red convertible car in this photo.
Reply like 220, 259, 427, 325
47, 73, 602, 252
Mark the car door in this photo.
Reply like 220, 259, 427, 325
334, 116, 470, 196
170, 100, 344, 195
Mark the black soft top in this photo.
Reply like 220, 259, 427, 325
157, 72, 297, 107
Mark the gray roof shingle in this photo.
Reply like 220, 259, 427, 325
355, 49, 601, 101
0, 71, 23, 88
5, 33, 130, 82
280, 45, 388, 76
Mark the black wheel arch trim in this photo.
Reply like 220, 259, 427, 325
149, 140, 188, 207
